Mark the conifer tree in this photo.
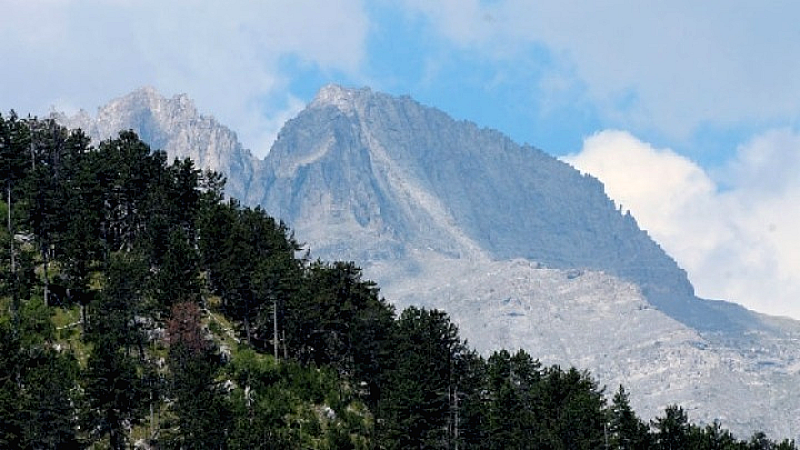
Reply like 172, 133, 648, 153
608, 385, 651, 449
689, 420, 739, 450
19, 345, 81, 448
652, 405, 691, 450
1, 299, 81, 449
378, 307, 467, 449
151, 227, 202, 315
0, 320, 23, 447
165, 301, 229, 448
0, 112, 31, 325
21, 119, 70, 306
82, 253, 150, 450
485, 349, 544, 449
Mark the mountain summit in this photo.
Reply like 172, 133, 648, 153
54, 85, 800, 438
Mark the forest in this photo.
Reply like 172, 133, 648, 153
0, 111, 796, 449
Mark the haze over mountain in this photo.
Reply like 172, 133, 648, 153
55, 86, 800, 439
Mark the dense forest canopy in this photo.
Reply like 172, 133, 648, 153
0, 112, 794, 449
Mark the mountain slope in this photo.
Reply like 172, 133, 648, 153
54, 85, 800, 439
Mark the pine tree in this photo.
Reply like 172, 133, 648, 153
0, 297, 82, 449
198, 201, 301, 348
453, 350, 489, 449
287, 259, 394, 404
82, 253, 150, 450
0, 319, 23, 448
19, 346, 81, 448
533, 365, 607, 449
652, 405, 690, 450
21, 119, 71, 307
377, 307, 467, 449
0, 112, 32, 326
165, 301, 229, 448
95, 130, 161, 253
608, 385, 651, 449
688, 419, 738, 450
484, 349, 544, 449
151, 227, 202, 315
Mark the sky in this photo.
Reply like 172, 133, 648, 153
2, 1, 799, 319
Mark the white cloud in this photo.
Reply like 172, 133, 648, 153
399, 0, 800, 141
564, 130, 800, 319
0, 0, 368, 155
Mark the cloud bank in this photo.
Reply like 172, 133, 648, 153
0, 0, 368, 157
5, 1, 800, 159
400, 0, 800, 142
565, 130, 800, 318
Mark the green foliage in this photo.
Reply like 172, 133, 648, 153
688, 420, 741, 449
0, 320, 22, 448
18, 346, 81, 448
542, 366, 608, 449
81, 252, 152, 449
83, 330, 148, 449
150, 227, 202, 314
19, 296, 55, 345
0, 300, 81, 449
226, 348, 370, 449
477, 350, 610, 450
484, 349, 542, 449
198, 199, 302, 348
287, 260, 395, 408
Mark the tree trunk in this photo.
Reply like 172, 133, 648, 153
80, 302, 87, 339
41, 242, 50, 307
108, 410, 123, 450
244, 315, 252, 347
7, 185, 18, 331
273, 299, 279, 360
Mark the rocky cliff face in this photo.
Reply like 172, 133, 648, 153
54, 85, 800, 439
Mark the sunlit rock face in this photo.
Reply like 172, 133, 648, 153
56, 85, 800, 440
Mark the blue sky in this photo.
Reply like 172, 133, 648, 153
2, 0, 800, 318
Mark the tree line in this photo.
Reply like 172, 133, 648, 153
0, 112, 795, 449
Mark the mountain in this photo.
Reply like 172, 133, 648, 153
255, 85, 755, 334
54, 85, 800, 439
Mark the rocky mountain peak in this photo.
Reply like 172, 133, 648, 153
122, 85, 166, 103
310, 84, 373, 115
96, 87, 199, 131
